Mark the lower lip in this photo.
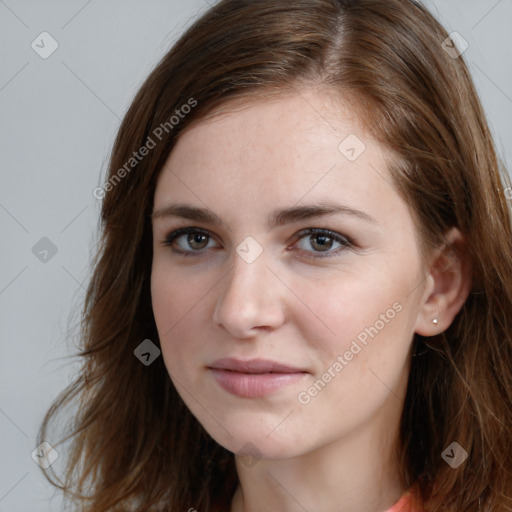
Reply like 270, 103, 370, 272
209, 369, 306, 398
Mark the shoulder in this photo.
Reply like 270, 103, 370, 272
384, 487, 421, 512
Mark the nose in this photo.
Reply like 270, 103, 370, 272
212, 248, 286, 339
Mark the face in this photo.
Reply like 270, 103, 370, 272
151, 88, 428, 460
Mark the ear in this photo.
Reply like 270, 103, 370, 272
414, 227, 472, 336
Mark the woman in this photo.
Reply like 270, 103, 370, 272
38, 0, 512, 511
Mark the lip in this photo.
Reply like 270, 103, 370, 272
209, 357, 305, 374
208, 357, 307, 398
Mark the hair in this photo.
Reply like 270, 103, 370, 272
37, 0, 512, 510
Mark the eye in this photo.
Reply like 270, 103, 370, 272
161, 227, 354, 259
291, 228, 353, 259
163, 227, 219, 257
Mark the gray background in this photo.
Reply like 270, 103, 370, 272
1, 1, 511, 510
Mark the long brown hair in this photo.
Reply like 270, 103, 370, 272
37, 0, 512, 510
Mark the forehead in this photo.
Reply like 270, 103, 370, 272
153, 89, 405, 230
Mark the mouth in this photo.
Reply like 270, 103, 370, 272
207, 357, 308, 398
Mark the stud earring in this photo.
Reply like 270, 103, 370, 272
432, 318, 439, 325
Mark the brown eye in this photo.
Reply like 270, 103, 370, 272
293, 228, 353, 259
163, 227, 219, 256
309, 233, 335, 252
163, 226, 353, 260
186, 232, 209, 250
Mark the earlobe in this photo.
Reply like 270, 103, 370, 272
414, 227, 472, 337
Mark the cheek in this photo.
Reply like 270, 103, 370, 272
290, 264, 410, 358
150, 264, 208, 366
288, 276, 412, 429
289, 267, 416, 411
151, 257, 214, 326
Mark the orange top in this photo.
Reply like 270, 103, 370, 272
384, 488, 417, 512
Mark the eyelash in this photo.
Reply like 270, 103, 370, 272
162, 227, 354, 260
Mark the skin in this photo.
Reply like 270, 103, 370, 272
150, 87, 471, 512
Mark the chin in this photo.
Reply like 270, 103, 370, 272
198, 414, 310, 461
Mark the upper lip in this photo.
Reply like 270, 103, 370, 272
208, 357, 306, 374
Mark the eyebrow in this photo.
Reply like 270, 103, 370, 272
151, 201, 377, 229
